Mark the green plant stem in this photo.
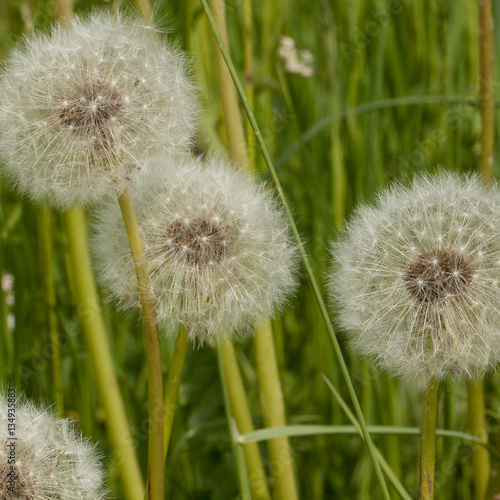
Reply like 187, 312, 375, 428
479, 0, 494, 183
242, 0, 255, 160
419, 379, 439, 500
132, 0, 152, 21
254, 321, 299, 500
63, 208, 144, 500
209, 0, 248, 167
221, 340, 271, 500
467, 380, 490, 500
117, 190, 164, 500
55, 0, 72, 24
38, 208, 63, 416
469, 1, 495, 497
199, 1, 390, 497
163, 326, 189, 459
217, 344, 252, 500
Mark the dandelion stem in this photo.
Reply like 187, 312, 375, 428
217, 343, 252, 500
63, 208, 144, 500
221, 340, 271, 500
468, 1, 495, 497
163, 325, 189, 460
38, 208, 63, 416
117, 190, 164, 500
132, 0, 152, 22
467, 380, 490, 499
207, 1, 298, 497
419, 379, 439, 500
254, 321, 298, 500
479, 0, 494, 183
199, 0, 390, 497
209, 0, 248, 167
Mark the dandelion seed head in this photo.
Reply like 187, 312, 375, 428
91, 155, 299, 344
0, 392, 106, 499
0, 13, 198, 208
329, 172, 500, 386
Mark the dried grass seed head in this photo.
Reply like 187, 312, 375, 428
0, 13, 198, 208
91, 154, 299, 345
0, 392, 107, 499
329, 172, 500, 386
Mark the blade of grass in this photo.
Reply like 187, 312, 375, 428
237, 426, 500, 462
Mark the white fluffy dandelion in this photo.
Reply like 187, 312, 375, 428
0, 13, 197, 208
330, 172, 500, 385
0, 392, 106, 499
91, 155, 299, 344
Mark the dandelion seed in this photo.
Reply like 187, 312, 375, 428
0, 392, 107, 499
329, 172, 500, 386
91, 155, 299, 344
0, 13, 197, 208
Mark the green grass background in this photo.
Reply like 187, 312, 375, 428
0, 0, 498, 498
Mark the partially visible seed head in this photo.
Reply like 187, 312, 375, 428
329, 172, 500, 386
0, 391, 107, 499
0, 463, 36, 499
0, 13, 198, 208
92, 154, 299, 344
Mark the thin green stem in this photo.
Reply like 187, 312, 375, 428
163, 326, 189, 459
38, 208, 63, 416
467, 380, 490, 500
217, 344, 252, 500
242, 0, 255, 160
479, 0, 494, 183
199, 1, 390, 497
208, 0, 248, 167
132, 0, 152, 21
254, 321, 298, 500
470, 1, 495, 498
419, 379, 439, 500
221, 340, 271, 500
63, 208, 144, 500
118, 190, 164, 500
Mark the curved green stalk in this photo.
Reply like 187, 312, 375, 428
118, 190, 164, 500
38, 208, 63, 416
221, 340, 271, 500
254, 322, 298, 500
198, 1, 390, 497
467, 380, 490, 500
63, 208, 144, 500
419, 380, 439, 500
163, 326, 189, 459
217, 344, 252, 500
469, 1, 495, 498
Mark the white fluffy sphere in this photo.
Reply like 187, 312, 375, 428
330, 173, 500, 385
0, 392, 106, 499
0, 13, 197, 208
91, 155, 299, 344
